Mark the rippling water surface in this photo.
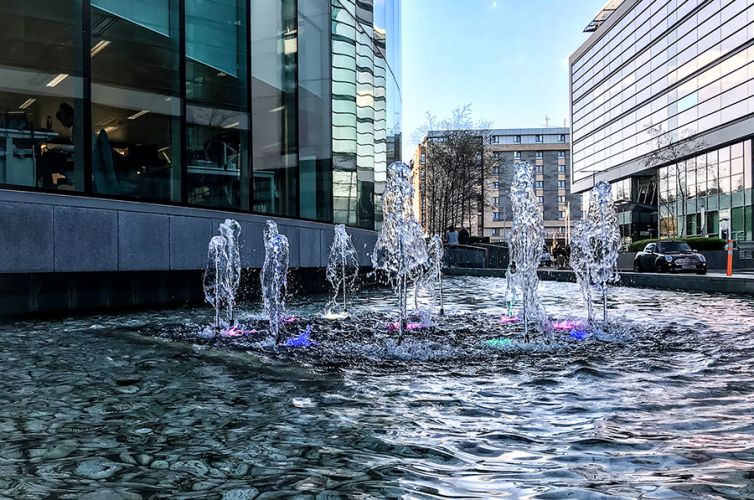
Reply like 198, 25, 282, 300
2, 277, 754, 499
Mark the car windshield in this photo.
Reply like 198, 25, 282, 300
657, 242, 692, 253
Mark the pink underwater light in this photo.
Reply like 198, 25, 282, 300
499, 316, 519, 325
386, 321, 424, 332
221, 327, 257, 337
552, 320, 585, 330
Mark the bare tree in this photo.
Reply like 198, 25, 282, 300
642, 125, 706, 238
414, 105, 500, 238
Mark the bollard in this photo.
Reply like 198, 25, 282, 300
726, 239, 733, 277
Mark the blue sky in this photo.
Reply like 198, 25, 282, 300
401, 0, 607, 158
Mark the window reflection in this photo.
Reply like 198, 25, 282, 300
658, 140, 752, 239
251, 0, 298, 217
0, 1, 85, 191
185, 0, 248, 209
298, 0, 333, 221
90, 0, 181, 201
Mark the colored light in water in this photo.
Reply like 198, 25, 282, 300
486, 338, 512, 348
499, 316, 519, 325
285, 325, 316, 348
569, 329, 589, 340
386, 321, 424, 332
553, 320, 585, 330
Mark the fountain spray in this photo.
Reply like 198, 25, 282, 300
414, 235, 445, 325
325, 224, 359, 316
204, 236, 229, 331
570, 220, 595, 323
372, 162, 428, 343
428, 235, 445, 316
507, 162, 550, 342
570, 181, 620, 327
203, 219, 242, 331
218, 220, 241, 325
261, 220, 289, 344
588, 181, 621, 327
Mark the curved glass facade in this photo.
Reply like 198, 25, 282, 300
0, 0, 400, 231
332, 0, 402, 229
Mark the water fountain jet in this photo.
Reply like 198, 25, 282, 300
413, 235, 445, 325
325, 224, 359, 319
203, 219, 242, 331
506, 162, 551, 342
570, 181, 621, 327
261, 220, 290, 344
372, 162, 428, 343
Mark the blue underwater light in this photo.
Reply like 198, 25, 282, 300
569, 329, 589, 341
285, 325, 316, 348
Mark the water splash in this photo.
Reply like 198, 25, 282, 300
218, 219, 241, 324
588, 181, 621, 325
261, 220, 289, 343
570, 220, 595, 322
506, 162, 551, 341
325, 224, 359, 317
413, 235, 445, 326
372, 161, 429, 342
570, 181, 621, 326
202, 219, 242, 330
203, 236, 229, 330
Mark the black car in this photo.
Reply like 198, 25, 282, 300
633, 241, 707, 274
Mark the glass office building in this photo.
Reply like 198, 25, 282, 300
570, 0, 754, 242
0, 0, 401, 230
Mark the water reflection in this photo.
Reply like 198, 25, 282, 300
1, 277, 754, 498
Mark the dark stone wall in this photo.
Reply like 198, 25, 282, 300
0, 188, 378, 316
0, 189, 377, 273
0, 267, 378, 320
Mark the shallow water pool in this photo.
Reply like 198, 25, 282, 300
2, 277, 754, 498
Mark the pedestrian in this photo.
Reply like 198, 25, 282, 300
445, 225, 459, 245
458, 226, 470, 245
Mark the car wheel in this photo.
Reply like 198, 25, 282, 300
655, 261, 664, 273
633, 261, 641, 272
696, 270, 707, 275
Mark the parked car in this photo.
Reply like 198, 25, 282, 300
633, 241, 707, 274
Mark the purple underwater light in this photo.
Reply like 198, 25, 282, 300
569, 329, 589, 341
553, 320, 585, 330
284, 325, 316, 348
499, 316, 519, 325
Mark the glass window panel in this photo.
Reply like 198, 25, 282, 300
0, 1, 85, 191
720, 194, 731, 209
732, 206, 745, 234
706, 152, 719, 195
719, 175, 731, 194
298, 0, 332, 221
185, 0, 248, 209
686, 166, 696, 198
731, 142, 744, 159
707, 195, 719, 211
90, 0, 181, 201
706, 210, 719, 236
719, 145, 731, 162
719, 159, 730, 177
732, 156, 744, 175
732, 174, 744, 193
251, 0, 298, 217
